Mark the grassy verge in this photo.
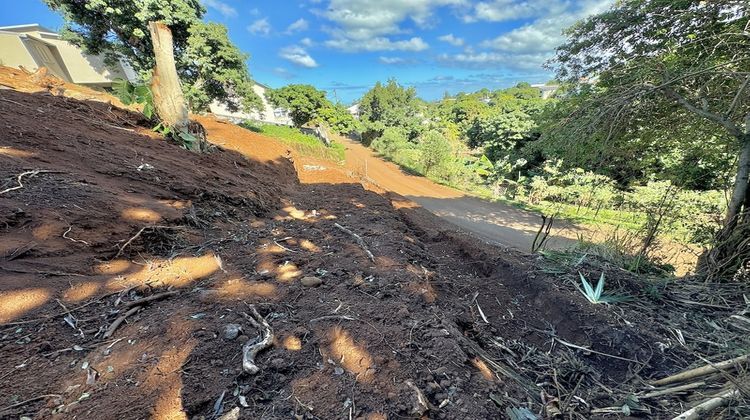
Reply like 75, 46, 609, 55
240, 122, 345, 162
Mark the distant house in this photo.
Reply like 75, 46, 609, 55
0, 23, 289, 125
208, 82, 291, 126
531, 83, 560, 99
347, 103, 360, 118
0, 24, 137, 88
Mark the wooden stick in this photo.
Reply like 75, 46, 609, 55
671, 388, 740, 420
650, 354, 749, 386
103, 306, 141, 338
334, 223, 375, 261
0, 394, 61, 415
554, 338, 642, 364
642, 381, 705, 398
123, 290, 178, 308
241, 305, 273, 374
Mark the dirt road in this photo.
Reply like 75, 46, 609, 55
338, 136, 583, 252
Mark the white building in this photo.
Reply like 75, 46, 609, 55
208, 82, 290, 126
0, 23, 289, 124
0, 24, 136, 88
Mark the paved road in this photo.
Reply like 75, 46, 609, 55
338, 136, 582, 251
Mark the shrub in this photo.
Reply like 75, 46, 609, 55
419, 130, 453, 175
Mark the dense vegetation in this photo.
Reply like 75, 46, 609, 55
276, 0, 746, 279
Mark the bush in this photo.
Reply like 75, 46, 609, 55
419, 130, 453, 175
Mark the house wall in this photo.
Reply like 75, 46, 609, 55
209, 83, 290, 125
39, 35, 129, 86
0, 33, 38, 70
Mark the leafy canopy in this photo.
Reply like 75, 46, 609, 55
267, 84, 329, 127
44, 0, 261, 113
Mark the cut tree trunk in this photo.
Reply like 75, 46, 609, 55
147, 21, 199, 151
725, 134, 750, 225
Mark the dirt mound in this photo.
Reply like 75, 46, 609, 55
0, 75, 745, 419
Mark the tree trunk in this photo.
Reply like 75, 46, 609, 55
725, 134, 750, 225
147, 21, 196, 151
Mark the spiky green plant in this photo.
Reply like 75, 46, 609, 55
578, 272, 629, 304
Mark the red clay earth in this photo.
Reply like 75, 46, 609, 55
0, 70, 709, 419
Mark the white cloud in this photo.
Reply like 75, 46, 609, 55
379, 56, 405, 64
202, 0, 237, 18
325, 36, 429, 52
286, 18, 309, 34
443, 0, 614, 69
438, 33, 464, 46
280, 45, 319, 68
247, 18, 271, 35
467, 0, 566, 22
316, 0, 464, 51
300, 37, 315, 47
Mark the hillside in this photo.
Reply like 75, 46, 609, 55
0, 70, 748, 419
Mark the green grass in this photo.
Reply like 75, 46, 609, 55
240, 122, 345, 162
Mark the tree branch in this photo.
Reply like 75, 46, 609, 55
727, 74, 750, 117
660, 86, 742, 137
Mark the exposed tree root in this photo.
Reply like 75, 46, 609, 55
241, 304, 273, 375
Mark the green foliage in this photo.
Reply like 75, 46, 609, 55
419, 130, 452, 175
239, 122, 345, 162
467, 110, 537, 161
44, 0, 261, 113
359, 79, 423, 140
267, 84, 329, 127
182, 22, 262, 113
317, 103, 360, 134
577, 272, 629, 304
112, 78, 154, 119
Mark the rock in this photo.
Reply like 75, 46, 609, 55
300, 276, 323, 287
223, 324, 242, 340
270, 358, 285, 370
334, 366, 344, 375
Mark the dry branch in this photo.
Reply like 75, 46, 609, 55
650, 354, 749, 386
114, 225, 180, 258
123, 290, 178, 308
334, 223, 375, 261
103, 306, 141, 338
0, 170, 58, 195
241, 305, 273, 374
642, 381, 706, 399
671, 388, 740, 420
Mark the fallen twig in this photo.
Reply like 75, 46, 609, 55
642, 381, 705, 398
0, 265, 86, 277
114, 225, 180, 258
309, 315, 357, 323
123, 290, 179, 308
0, 394, 62, 415
650, 354, 749, 386
63, 226, 90, 245
671, 388, 740, 420
241, 304, 273, 374
0, 169, 58, 196
554, 337, 642, 364
334, 223, 375, 262
102, 306, 141, 338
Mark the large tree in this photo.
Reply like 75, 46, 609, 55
43, 0, 261, 114
266, 84, 330, 127
359, 79, 423, 141
553, 0, 750, 278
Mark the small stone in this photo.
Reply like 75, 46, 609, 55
300, 276, 323, 287
271, 358, 285, 370
333, 366, 344, 375
223, 324, 242, 340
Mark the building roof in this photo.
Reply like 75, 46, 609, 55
0, 23, 58, 35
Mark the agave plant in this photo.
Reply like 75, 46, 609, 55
578, 272, 628, 304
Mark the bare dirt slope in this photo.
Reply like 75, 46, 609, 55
0, 71, 746, 420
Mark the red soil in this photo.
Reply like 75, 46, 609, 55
0, 70, 680, 419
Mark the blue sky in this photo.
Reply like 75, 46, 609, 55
0, 0, 612, 103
